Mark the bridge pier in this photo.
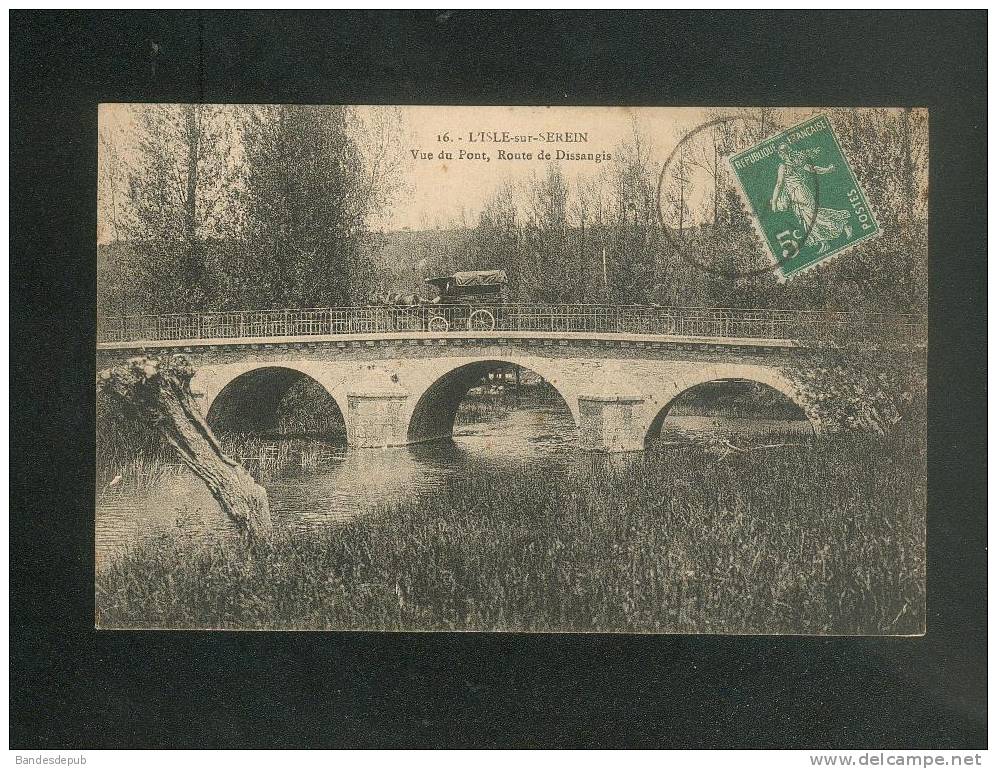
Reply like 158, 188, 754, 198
346, 389, 411, 448
99, 318, 831, 454
577, 394, 647, 453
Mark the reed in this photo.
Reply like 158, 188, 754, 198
96, 429, 925, 634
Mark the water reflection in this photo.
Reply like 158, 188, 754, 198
95, 402, 810, 568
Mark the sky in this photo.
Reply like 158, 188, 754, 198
368, 105, 718, 230
97, 105, 872, 240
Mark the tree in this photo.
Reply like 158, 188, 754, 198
776, 108, 929, 432
685, 117, 739, 230
780, 108, 929, 314
572, 173, 610, 302
694, 187, 782, 308
236, 105, 386, 308
605, 123, 668, 304
661, 134, 692, 241
469, 182, 524, 294
123, 104, 236, 310
98, 355, 271, 538
520, 166, 578, 304
97, 122, 127, 245
352, 106, 408, 220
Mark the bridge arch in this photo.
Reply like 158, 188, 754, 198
643, 367, 816, 446
405, 358, 578, 445
202, 364, 348, 441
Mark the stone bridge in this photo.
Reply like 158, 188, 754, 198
97, 327, 818, 453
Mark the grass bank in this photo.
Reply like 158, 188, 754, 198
96, 430, 925, 634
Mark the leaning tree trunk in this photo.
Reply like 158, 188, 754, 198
98, 354, 272, 538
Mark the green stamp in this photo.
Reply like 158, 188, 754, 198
728, 114, 880, 280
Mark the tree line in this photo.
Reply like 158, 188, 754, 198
99, 106, 927, 318
387, 107, 928, 434
98, 106, 928, 435
98, 104, 403, 314
416, 108, 928, 315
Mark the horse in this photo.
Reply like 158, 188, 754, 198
366, 292, 442, 331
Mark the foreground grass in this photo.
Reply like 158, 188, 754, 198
96, 431, 925, 634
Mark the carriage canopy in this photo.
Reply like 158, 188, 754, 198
424, 270, 508, 298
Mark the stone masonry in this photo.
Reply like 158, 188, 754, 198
97, 331, 816, 453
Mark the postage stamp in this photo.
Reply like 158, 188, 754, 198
728, 114, 880, 280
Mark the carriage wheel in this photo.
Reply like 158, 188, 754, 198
428, 315, 450, 333
467, 309, 496, 331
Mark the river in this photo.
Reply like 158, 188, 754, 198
95, 400, 810, 569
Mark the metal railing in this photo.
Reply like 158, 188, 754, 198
96, 304, 921, 345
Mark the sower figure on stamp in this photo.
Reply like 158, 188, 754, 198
771, 143, 853, 254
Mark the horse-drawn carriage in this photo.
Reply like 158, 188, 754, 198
368, 269, 508, 332
422, 269, 507, 332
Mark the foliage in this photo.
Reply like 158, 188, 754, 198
110, 105, 238, 311
98, 106, 927, 317
603, 125, 666, 304
126, 105, 235, 244
233, 105, 379, 308
663, 108, 931, 432
794, 318, 927, 434
97, 430, 924, 634
97, 105, 402, 313
519, 165, 582, 303
96, 389, 170, 483
466, 182, 524, 297
97, 106, 928, 435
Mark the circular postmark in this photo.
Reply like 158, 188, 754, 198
655, 115, 822, 280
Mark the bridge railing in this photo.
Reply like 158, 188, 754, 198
96, 304, 922, 345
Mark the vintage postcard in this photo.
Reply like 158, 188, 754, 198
95, 105, 927, 633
